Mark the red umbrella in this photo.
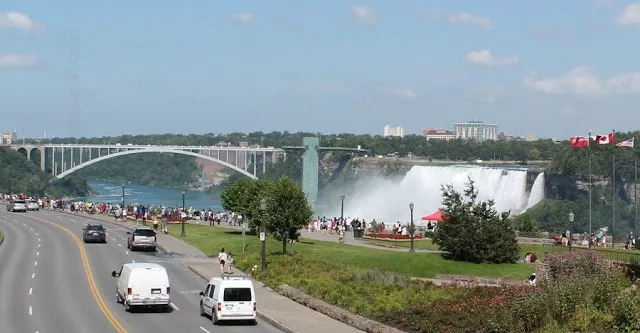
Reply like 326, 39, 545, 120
421, 209, 444, 221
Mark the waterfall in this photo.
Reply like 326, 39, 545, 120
333, 165, 544, 223
526, 172, 545, 209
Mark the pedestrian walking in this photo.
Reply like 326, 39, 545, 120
226, 252, 234, 274
218, 248, 228, 275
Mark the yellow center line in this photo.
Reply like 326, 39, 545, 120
27, 215, 128, 333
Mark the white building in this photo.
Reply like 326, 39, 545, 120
453, 121, 498, 141
383, 125, 404, 138
1, 131, 17, 145
421, 128, 453, 140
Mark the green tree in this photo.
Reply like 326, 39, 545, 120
263, 176, 313, 254
220, 178, 266, 229
432, 178, 520, 263
516, 215, 541, 233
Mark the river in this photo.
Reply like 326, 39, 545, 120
81, 181, 223, 211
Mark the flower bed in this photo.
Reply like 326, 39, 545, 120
364, 233, 425, 241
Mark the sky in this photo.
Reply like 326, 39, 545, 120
1, 0, 640, 140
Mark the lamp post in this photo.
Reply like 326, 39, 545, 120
568, 211, 575, 250
340, 195, 345, 222
409, 202, 415, 253
242, 219, 247, 253
121, 183, 125, 209
260, 199, 267, 274
180, 189, 186, 237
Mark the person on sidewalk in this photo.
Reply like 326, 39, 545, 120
218, 248, 228, 275
226, 252, 234, 274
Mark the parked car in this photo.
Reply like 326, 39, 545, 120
6, 199, 27, 212
199, 274, 257, 325
27, 199, 39, 211
83, 224, 107, 243
112, 263, 171, 312
126, 226, 157, 251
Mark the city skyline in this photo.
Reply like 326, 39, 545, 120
2, 1, 640, 139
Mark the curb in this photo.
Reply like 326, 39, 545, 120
0, 228, 4, 247
187, 266, 299, 333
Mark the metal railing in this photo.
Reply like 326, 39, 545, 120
542, 244, 640, 264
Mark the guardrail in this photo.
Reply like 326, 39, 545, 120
542, 244, 640, 264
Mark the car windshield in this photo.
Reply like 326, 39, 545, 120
134, 229, 155, 237
87, 225, 104, 231
223, 288, 252, 302
14, 200, 26, 204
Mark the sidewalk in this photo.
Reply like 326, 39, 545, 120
56, 211, 365, 333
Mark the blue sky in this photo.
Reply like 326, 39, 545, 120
1, 0, 640, 139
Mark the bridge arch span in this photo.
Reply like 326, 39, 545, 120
55, 147, 258, 180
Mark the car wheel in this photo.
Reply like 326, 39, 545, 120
150, 247, 156, 252
199, 303, 205, 316
125, 301, 131, 312
116, 291, 122, 304
249, 319, 258, 326
212, 311, 219, 325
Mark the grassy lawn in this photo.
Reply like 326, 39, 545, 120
168, 224, 534, 280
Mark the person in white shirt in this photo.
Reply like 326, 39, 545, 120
218, 248, 228, 275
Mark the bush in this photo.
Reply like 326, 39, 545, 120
432, 178, 520, 264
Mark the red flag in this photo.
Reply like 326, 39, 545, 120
592, 132, 614, 145
569, 136, 589, 147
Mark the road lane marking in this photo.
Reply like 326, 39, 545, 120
36, 252, 39, 256
26, 215, 128, 333
125, 251, 129, 255
112, 238, 116, 241
131, 260, 136, 263
169, 302, 179, 311
34, 261, 37, 266
38, 238, 41, 242
35, 232, 38, 236
118, 244, 122, 247
29, 288, 32, 295
200, 327, 211, 333
37, 244, 40, 248
29, 306, 32, 315
30, 227, 34, 231
22, 222, 26, 225
32, 273, 35, 279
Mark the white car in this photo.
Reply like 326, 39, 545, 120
199, 274, 257, 325
7, 199, 27, 212
27, 200, 39, 211
112, 263, 171, 312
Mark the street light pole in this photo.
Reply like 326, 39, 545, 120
569, 211, 575, 251
340, 195, 345, 222
180, 189, 187, 237
121, 183, 125, 209
260, 199, 267, 274
409, 202, 415, 252
242, 219, 247, 253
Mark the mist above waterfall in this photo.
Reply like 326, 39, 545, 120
317, 165, 545, 223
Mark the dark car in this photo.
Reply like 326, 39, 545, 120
83, 224, 107, 243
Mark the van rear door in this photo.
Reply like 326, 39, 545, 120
222, 287, 253, 316
130, 269, 170, 303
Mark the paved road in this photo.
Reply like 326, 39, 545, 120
0, 210, 285, 333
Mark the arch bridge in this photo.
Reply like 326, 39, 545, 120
10, 139, 369, 202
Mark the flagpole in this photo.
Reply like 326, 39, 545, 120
635, 137, 638, 238
588, 130, 592, 244
612, 129, 616, 248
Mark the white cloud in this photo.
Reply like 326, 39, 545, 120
465, 50, 518, 67
522, 66, 640, 96
231, 12, 254, 24
0, 11, 36, 31
0, 54, 38, 68
351, 5, 376, 24
395, 89, 416, 100
617, 3, 640, 24
449, 12, 493, 30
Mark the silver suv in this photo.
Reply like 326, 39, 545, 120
127, 226, 157, 252
7, 199, 27, 212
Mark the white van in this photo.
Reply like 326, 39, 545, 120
199, 274, 257, 325
111, 263, 171, 312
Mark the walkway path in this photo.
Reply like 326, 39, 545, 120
53, 211, 365, 333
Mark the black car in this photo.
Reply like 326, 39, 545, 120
83, 224, 107, 243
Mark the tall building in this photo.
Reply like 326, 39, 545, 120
453, 121, 498, 141
1, 131, 17, 145
383, 125, 404, 138
421, 128, 453, 140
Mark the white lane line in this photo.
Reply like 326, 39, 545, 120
34, 261, 37, 267
200, 327, 211, 333
37, 244, 41, 248
22, 222, 26, 225
131, 259, 136, 263
69, 219, 75, 222
36, 252, 39, 256
38, 238, 41, 242
35, 232, 38, 236
118, 244, 122, 247
169, 302, 179, 311
125, 251, 129, 255
30, 227, 34, 231
31, 273, 35, 279
29, 288, 32, 295
112, 238, 116, 241
29, 306, 32, 315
